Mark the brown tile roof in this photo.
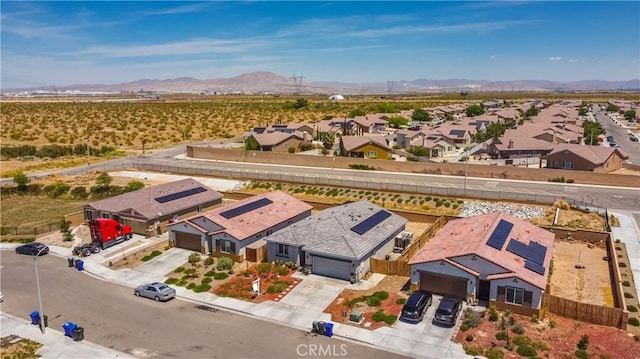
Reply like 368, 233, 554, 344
409, 212, 555, 289
182, 190, 312, 241
86, 178, 223, 220
252, 131, 306, 146
543, 143, 629, 164
494, 134, 555, 152
340, 135, 389, 151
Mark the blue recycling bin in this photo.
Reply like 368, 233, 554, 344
324, 322, 334, 337
62, 321, 78, 338
76, 260, 84, 271
29, 311, 39, 325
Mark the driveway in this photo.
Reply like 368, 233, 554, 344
134, 247, 193, 276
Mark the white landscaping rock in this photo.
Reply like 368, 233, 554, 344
460, 200, 546, 219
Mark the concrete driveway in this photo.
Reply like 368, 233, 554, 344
135, 247, 193, 276
279, 273, 350, 311
393, 295, 460, 340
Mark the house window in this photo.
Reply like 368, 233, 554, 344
221, 240, 231, 253
277, 244, 289, 256
85, 210, 94, 220
505, 287, 524, 305
588, 164, 594, 171
563, 161, 573, 169
367, 150, 377, 158
196, 205, 203, 213
101, 213, 110, 219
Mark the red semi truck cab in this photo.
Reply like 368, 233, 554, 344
88, 218, 133, 249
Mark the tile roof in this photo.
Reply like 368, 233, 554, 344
409, 212, 555, 289
86, 178, 223, 220
340, 135, 389, 151
265, 201, 407, 260
494, 135, 555, 152
182, 190, 312, 240
543, 143, 629, 164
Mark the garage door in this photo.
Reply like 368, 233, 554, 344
175, 232, 202, 252
312, 255, 352, 281
419, 272, 467, 299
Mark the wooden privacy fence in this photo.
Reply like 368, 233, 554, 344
542, 293, 628, 330
370, 215, 450, 277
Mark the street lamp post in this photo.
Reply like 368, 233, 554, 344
463, 147, 469, 195
33, 247, 48, 334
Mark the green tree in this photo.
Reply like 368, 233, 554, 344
348, 108, 366, 118
465, 104, 485, 117
411, 108, 432, 122
387, 115, 409, 128
293, 98, 308, 109
525, 106, 539, 118
13, 171, 30, 191
446, 113, 455, 121
607, 103, 620, 113
583, 120, 605, 145
319, 132, 335, 149
408, 146, 430, 157
123, 180, 145, 193
375, 103, 398, 113
43, 181, 71, 198
624, 109, 636, 121
244, 136, 259, 150
96, 172, 113, 188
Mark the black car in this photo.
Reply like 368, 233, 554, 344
15, 242, 49, 256
433, 297, 462, 326
400, 291, 432, 323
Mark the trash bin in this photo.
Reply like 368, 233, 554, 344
29, 311, 39, 325
76, 260, 84, 271
72, 327, 84, 342
324, 322, 334, 337
68, 258, 75, 267
41, 315, 48, 328
317, 321, 325, 336
62, 322, 78, 338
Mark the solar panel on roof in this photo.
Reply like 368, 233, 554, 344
450, 129, 466, 138
155, 187, 207, 204
351, 210, 392, 235
527, 241, 548, 265
219, 198, 273, 219
524, 261, 546, 275
506, 238, 529, 258
486, 219, 514, 250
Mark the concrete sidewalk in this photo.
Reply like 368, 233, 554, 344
609, 210, 640, 298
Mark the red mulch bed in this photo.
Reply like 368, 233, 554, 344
455, 310, 640, 358
213, 264, 301, 303
324, 291, 407, 330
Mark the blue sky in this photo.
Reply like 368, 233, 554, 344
1, 1, 639, 88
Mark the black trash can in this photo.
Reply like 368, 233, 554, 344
68, 258, 75, 267
41, 315, 48, 328
72, 327, 84, 342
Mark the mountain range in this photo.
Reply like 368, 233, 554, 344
7, 72, 640, 94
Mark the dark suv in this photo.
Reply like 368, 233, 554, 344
400, 291, 432, 323
433, 297, 462, 326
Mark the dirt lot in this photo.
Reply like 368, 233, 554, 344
549, 240, 613, 306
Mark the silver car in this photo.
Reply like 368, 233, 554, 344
134, 282, 176, 302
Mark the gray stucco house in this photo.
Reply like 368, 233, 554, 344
265, 201, 407, 281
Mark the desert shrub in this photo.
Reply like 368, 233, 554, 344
204, 257, 214, 266
622, 281, 630, 287
176, 280, 188, 287
488, 305, 499, 321
512, 335, 532, 347
511, 322, 525, 334
204, 270, 216, 277
577, 334, 589, 350
549, 319, 557, 328
372, 310, 386, 322
396, 298, 407, 305
243, 270, 253, 277
367, 296, 382, 306
516, 344, 536, 357
463, 309, 483, 328
485, 346, 504, 359
619, 262, 627, 267
495, 331, 508, 341
184, 268, 195, 275
628, 317, 640, 326
187, 283, 196, 289
531, 314, 539, 323
43, 181, 71, 198
460, 324, 470, 332
193, 284, 212, 293
384, 315, 397, 325
217, 257, 234, 271
372, 291, 389, 300
627, 305, 638, 312
70, 186, 89, 199
624, 292, 634, 299
463, 345, 483, 356
533, 340, 551, 351
575, 349, 590, 359
174, 266, 185, 273
288, 146, 296, 153
165, 278, 179, 284
213, 272, 229, 280
274, 265, 290, 276
465, 334, 474, 342
201, 277, 212, 284
257, 262, 273, 274
188, 253, 201, 264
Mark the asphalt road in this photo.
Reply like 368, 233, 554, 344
594, 111, 640, 164
0, 251, 408, 359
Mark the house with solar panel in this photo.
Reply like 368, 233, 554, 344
83, 178, 223, 236
264, 201, 407, 281
167, 191, 312, 259
408, 212, 554, 315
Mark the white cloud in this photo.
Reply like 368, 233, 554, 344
490, 55, 496, 59
568, 58, 578, 63
548, 56, 563, 61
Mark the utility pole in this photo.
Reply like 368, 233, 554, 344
34, 246, 48, 333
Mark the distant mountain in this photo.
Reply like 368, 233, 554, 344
4, 72, 639, 94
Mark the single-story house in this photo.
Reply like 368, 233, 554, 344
490, 136, 554, 159
409, 212, 554, 315
168, 190, 312, 260
265, 201, 407, 281
542, 143, 629, 172
248, 131, 312, 152
409, 135, 458, 158
340, 135, 391, 159
83, 178, 223, 236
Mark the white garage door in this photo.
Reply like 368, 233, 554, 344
312, 255, 352, 281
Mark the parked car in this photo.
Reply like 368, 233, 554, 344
630, 135, 639, 142
15, 242, 49, 256
400, 291, 433, 323
606, 135, 615, 142
134, 282, 176, 302
433, 297, 462, 326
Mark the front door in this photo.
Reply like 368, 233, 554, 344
478, 280, 491, 301
300, 250, 305, 267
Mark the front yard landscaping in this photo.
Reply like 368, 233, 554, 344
213, 261, 301, 302
324, 275, 409, 330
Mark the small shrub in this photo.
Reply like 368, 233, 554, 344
217, 257, 234, 271
531, 314, 539, 323
274, 265, 290, 276
627, 305, 638, 312
465, 334, 474, 342
628, 317, 640, 326
372, 291, 389, 300
463, 309, 483, 328
622, 281, 631, 287
372, 310, 386, 322
463, 345, 483, 356
383, 314, 397, 325
366, 296, 382, 306
165, 278, 179, 284
395, 298, 407, 305
204, 257, 214, 266
624, 292, 634, 299
485, 346, 504, 359
193, 284, 212, 293
174, 267, 185, 273
460, 324, 470, 332
488, 305, 499, 321
176, 280, 188, 287
266, 280, 291, 294
188, 253, 201, 264
184, 268, 195, 275
511, 322, 525, 334
257, 262, 273, 274
577, 334, 589, 350
512, 335, 532, 347
201, 277, 212, 284
213, 272, 229, 280
533, 340, 551, 351
549, 319, 557, 328
575, 349, 590, 359
204, 270, 216, 277
187, 283, 196, 289
619, 262, 627, 267
516, 344, 537, 357
495, 331, 508, 341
